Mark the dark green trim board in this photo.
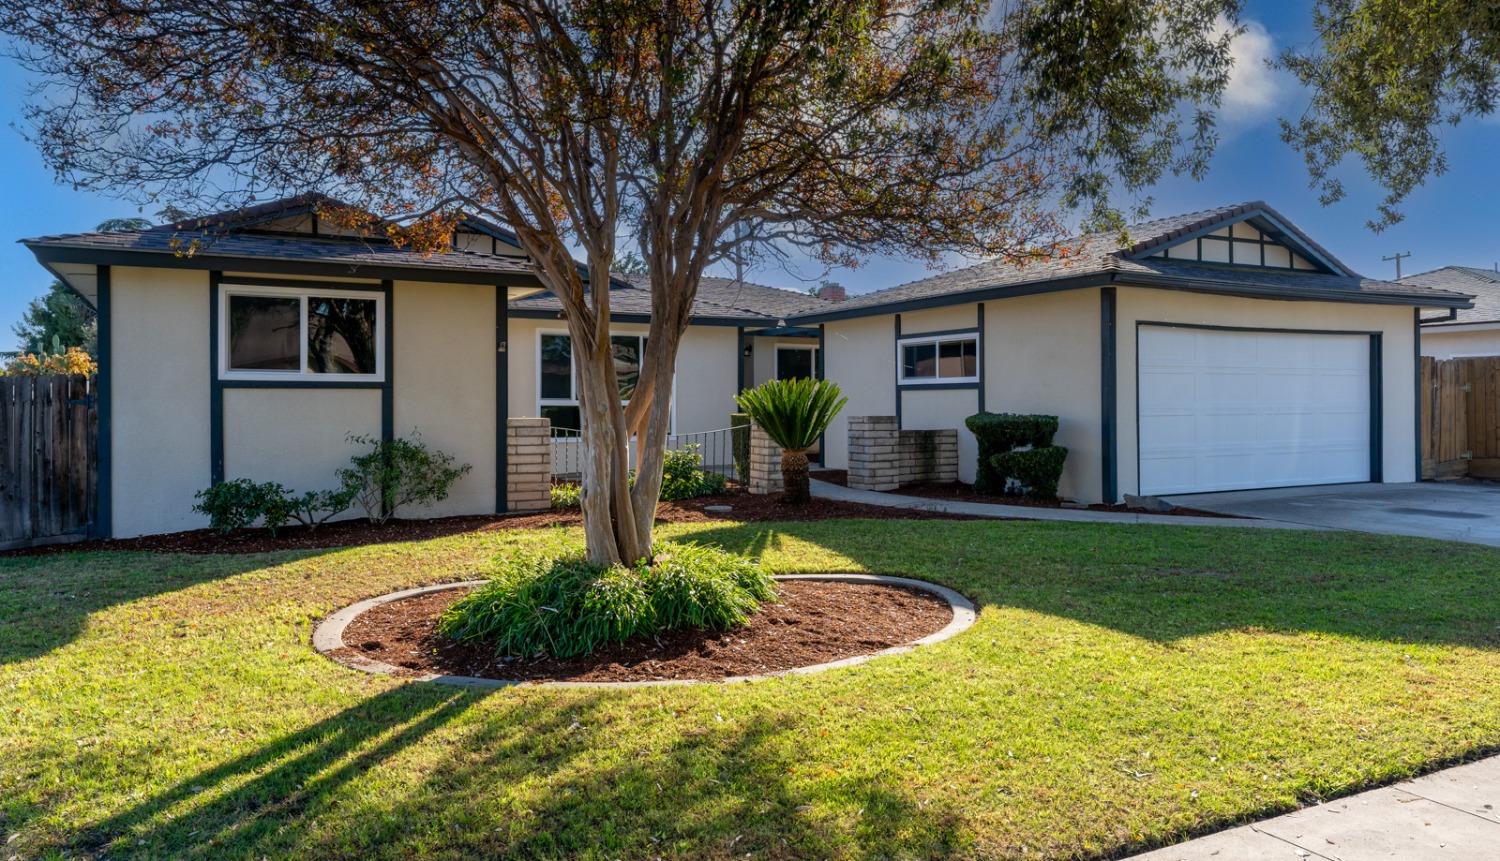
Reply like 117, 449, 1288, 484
1100, 288, 1117, 504
217, 274, 382, 291
1369, 334, 1383, 482
893, 314, 902, 427
792, 274, 1112, 323
507, 307, 760, 328
736, 327, 747, 392
93, 265, 112, 538
975, 304, 986, 413
895, 326, 980, 340
209, 272, 225, 484
381, 280, 394, 446
897, 382, 980, 391
496, 284, 509, 514
1414, 309, 1422, 480
816, 324, 826, 466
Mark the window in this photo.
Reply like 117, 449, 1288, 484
538, 331, 666, 431
220, 284, 384, 381
899, 333, 978, 384
775, 345, 819, 381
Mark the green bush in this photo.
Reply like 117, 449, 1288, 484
730, 412, 750, 484
991, 446, 1069, 500
438, 542, 777, 658
284, 488, 356, 531
659, 444, 728, 501
550, 482, 582, 510
338, 432, 471, 523
194, 480, 353, 535
965, 412, 1061, 494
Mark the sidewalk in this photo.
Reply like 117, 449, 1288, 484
810, 480, 1311, 530
1127, 755, 1500, 860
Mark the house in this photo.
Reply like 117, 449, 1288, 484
792, 202, 1472, 502
20, 194, 831, 538
1400, 266, 1500, 359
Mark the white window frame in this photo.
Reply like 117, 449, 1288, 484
218, 283, 386, 382
773, 343, 820, 381
897, 332, 980, 385
535, 329, 676, 431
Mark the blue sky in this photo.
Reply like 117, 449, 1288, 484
0, 0, 1496, 347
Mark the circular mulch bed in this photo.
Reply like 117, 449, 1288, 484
316, 575, 975, 686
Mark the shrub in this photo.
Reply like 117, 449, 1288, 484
551, 482, 582, 510
284, 488, 356, 530
730, 412, 750, 484
659, 444, 728, 501
991, 446, 1069, 500
194, 479, 288, 535
735, 378, 848, 504
438, 542, 776, 658
2, 345, 96, 377
338, 432, 470, 523
965, 413, 1061, 494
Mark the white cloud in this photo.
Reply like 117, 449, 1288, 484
1217, 18, 1294, 125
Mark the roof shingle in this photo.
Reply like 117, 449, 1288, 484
1401, 267, 1500, 325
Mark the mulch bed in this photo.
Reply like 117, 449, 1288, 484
333, 579, 954, 683
811, 470, 1237, 519
2, 487, 987, 558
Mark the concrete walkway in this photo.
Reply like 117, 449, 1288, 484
1167, 481, 1500, 547
1127, 755, 1500, 860
811, 480, 1309, 529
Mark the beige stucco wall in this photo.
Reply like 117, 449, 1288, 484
982, 288, 1102, 500
821, 315, 899, 471
1421, 326, 1500, 359
110, 267, 214, 537
222, 389, 379, 497
1114, 286, 1418, 497
394, 281, 499, 517
507, 317, 740, 434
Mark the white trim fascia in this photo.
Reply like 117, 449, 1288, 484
1421, 320, 1500, 334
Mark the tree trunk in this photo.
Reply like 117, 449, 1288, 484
572, 320, 646, 567
781, 449, 810, 504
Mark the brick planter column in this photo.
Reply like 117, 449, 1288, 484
848, 416, 900, 491
898, 429, 959, 484
506, 418, 552, 512
748, 424, 784, 495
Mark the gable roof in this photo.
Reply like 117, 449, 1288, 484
1401, 266, 1500, 326
788, 202, 1470, 323
508, 274, 832, 325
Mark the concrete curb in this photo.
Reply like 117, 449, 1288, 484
313, 573, 977, 690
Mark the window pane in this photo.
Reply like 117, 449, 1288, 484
902, 343, 936, 379
227, 295, 300, 371
777, 347, 813, 381
937, 339, 977, 378
540, 404, 581, 431
540, 334, 573, 400
961, 340, 977, 377
307, 296, 378, 374
612, 335, 641, 400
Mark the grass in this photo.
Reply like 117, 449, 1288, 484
2, 519, 1500, 859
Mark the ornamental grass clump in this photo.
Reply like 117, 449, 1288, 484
438, 542, 776, 659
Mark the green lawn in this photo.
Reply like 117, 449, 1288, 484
3, 519, 1500, 860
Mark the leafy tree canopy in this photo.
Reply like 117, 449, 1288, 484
1280, 0, 1499, 229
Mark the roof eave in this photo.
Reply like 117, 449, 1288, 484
1110, 272, 1473, 308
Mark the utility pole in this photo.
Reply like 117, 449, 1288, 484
1382, 251, 1412, 279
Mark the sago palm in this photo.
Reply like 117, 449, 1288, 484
735, 378, 847, 504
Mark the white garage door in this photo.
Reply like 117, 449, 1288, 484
1138, 326, 1371, 495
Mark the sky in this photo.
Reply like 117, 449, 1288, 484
0, 0, 1496, 348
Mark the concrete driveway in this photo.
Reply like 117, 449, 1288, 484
1167, 481, 1500, 547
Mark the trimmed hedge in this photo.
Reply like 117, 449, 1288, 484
965, 413, 1060, 494
438, 542, 777, 658
991, 446, 1069, 500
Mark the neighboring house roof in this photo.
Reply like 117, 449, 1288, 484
1401, 266, 1500, 326
509, 275, 832, 325
788, 202, 1471, 323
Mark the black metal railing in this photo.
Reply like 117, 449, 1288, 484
550, 425, 739, 482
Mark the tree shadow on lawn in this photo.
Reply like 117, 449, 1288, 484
68, 684, 959, 860
0, 550, 309, 666
680, 519, 1500, 650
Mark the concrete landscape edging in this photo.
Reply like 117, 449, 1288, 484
313, 573, 977, 689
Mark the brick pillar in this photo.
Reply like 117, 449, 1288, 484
506, 418, 552, 512
848, 415, 900, 490
898, 429, 959, 484
748, 424, 784, 495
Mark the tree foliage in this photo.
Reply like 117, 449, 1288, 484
1279, 0, 1499, 229
0, 0, 1242, 562
11, 282, 95, 358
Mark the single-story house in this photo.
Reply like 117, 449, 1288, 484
792, 202, 1471, 502
21, 196, 1474, 537
1401, 266, 1500, 359
20, 194, 831, 538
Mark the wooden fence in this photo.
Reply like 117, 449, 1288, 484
1421, 356, 1500, 480
0, 374, 97, 548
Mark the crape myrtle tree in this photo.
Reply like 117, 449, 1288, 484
1, 0, 1239, 565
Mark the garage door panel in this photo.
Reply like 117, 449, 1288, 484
1138, 326, 1371, 495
